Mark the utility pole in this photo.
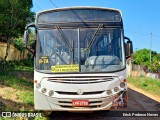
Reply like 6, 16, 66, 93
150, 33, 152, 63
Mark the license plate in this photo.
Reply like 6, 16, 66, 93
72, 100, 89, 106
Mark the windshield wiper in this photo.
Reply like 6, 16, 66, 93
55, 26, 75, 63
87, 24, 103, 50
55, 26, 73, 52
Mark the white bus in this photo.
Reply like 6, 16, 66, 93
24, 7, 133, 111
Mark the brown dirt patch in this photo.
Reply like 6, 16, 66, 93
0, 84, 33, 111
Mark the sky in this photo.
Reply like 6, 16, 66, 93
32, 0, 160, 53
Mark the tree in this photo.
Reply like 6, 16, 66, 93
0, 0, 34, 68
132, 49, 150, 66
132, 48, 160, 72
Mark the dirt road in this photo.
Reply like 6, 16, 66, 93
49, 88, 160, 120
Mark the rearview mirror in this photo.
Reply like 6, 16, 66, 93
24, 23, 36, 56
125, 37, 133, 58
24, 23, 35, 45
24, 30, 29, 45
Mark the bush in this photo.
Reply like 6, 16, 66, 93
19, 59, 34, 66
13, 38, 26, 52
148, 61, 160, 72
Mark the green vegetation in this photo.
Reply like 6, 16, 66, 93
8, 59, 34, 71
0, 59, 34, 77
132, 48, 160, 72
1, 75, 33, 90
14, 30, 35, 53
0, 0, 35, 66
128, 77, 160, 96
0, 60, 49, 119
0, 59, 34, 109
0, 0, 46, 119
13, 38, 26, 52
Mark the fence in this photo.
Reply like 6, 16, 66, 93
0, 42, 30, 61
126, 61, 160, 79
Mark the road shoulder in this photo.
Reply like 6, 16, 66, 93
128, 83, 160, 102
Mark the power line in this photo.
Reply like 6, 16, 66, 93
152, 34, 160, 38
125, 29, 150, 36
49, 0, 58, 8
34, 2, 43, 11
125, 29, 160, 40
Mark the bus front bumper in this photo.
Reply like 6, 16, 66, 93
34, 89, 127, 111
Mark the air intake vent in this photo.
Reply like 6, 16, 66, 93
56, 91, 104, 95
47, 76, 114, 84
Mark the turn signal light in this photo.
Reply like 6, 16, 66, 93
34, 80, 38, 84
123, 79, 127, 82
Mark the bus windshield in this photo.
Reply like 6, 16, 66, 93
36, 27, 125, 73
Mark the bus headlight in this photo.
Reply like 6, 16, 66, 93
120, 82, 125, 88
114, 87, 119, 92
106, 90, 112, 95
48, 90, 54, 96
36, 83, 41, 89
41, 88, 47, 93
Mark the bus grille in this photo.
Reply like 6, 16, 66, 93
47, 76, 114, 84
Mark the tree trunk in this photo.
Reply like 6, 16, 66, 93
2, 39, 11, 70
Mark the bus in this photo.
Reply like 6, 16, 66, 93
24, 6, 133, 111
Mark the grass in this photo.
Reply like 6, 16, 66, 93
14, 65, 34, 71
1, 75, 33, 90
16, 91, 34, 106
8, 59, 34, 72
128, 76, 160, 96
0, 78, 34, 111
0, 60, 49, 119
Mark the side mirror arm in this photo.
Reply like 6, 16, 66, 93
124, 37, 131, 42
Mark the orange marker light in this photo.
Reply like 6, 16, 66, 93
34, 80, 38, 84
123, 79, 127, 82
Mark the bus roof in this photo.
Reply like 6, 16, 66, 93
36, 6, 122, 18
